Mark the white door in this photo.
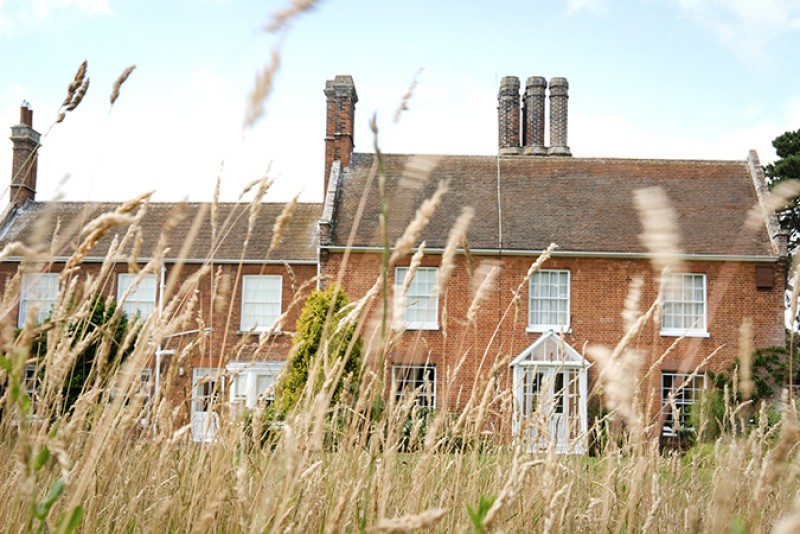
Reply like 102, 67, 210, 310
191, 368, 221, 442
516, 367, 582, 452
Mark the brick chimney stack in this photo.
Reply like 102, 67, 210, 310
523, 76, 547, 155
10, 101, 40, 207
498, 76, 521, 155
548, 77, 571, 156
324, 75, 358, 198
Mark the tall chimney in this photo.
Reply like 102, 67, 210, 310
523, 76, 547, 155
10, 101, 40, 207
497, 76, 521, 155
323, 75, 358, 198
548, 77, 571, 156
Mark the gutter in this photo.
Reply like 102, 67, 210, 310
320, 245, 780, 263
0, 257, 319, 265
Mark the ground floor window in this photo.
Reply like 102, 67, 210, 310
392, 364, 436, 408
228, 362, 285, 409
191, 368, 223, 442
661, 372, 705, 436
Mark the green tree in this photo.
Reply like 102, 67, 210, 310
764, 128, 800, 251
31, 294, 136, 414
277, 285, 361, 415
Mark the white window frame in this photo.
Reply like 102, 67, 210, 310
117, 273, 157, 319
660, 273, 709, 338
228, 361, 285, 409
136, 368, 153, 404
527, 269, 570, 333
19, 273, 59, 327
661, 372, 706, 437
392, 364, 436, 409
395, 267, 439, 330
24, 364, 40, 400
240, 275, 283, 332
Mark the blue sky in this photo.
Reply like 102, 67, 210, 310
1, 0, 799, 203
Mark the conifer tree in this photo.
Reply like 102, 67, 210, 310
765, 128, 800, 252
277, 285, 361, 414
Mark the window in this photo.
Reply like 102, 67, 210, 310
24, 364, 40, 401
395, 267, 438, 330
19, 273, 58, 326
241, 275, 282, 332
661, 372, 705, 436
136, 369, 153, 404
392, 365, 436, 408
528, 270, 570, 332
661, 273, 707, 337
228, 362, 285, 409
117, 273, 157, 318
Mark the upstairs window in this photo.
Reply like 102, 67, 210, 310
395, 267, 438, 330
392, 364, 436, 408
662, 372, 705, 437
661, 273, 707, 337
19, 273, 59, 326
241, 275, 282, 332
117, 273, 157, 318
528, 270, 570, 332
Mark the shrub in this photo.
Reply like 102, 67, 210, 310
276, 285, 361, 415
29, 293, 136, 415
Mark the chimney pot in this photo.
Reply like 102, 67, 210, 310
10, 103, 40, 207
548, 77, 571, 156
523, 76, 547, 155
323, 75, 358, 198
498, 76, 521, 154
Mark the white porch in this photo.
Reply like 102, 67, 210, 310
511, 331, 589, 454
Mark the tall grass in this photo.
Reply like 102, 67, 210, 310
2, 8, 800, 533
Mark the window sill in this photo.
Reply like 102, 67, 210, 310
659, 329, 709, 338
403, 323, 439, 331
237, 330, 283, 336
526, 325, 571, 334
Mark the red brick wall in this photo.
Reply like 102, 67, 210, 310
0, 260, 317, 422
323, 251, 786, 422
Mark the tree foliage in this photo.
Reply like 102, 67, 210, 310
277, 285, 361, 415
764, 128, 800, 251
708, 345, 799, 406
31, 293, 135, 414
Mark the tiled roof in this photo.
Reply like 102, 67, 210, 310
0, 201, 321, 262
330, 153, 775, 256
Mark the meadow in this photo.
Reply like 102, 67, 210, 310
3, 4, 800, 533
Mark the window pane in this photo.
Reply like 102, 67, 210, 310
393, 365, 435, 408
118, 273, 157, 318
396, 267, 438, 329
20, 273, 59, 326
661, 372, 705, 436
662, 274, 705, 333
241, 275, 282, 331
529, 270, 569, 329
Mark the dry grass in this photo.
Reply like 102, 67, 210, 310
1, 163, 798, 534
2, 10, 800, 534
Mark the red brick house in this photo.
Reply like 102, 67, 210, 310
2, 104, 320, 441
318, 75, 787, 452
2, 73, 788, 452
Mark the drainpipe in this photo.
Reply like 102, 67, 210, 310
154, 264, 167, 408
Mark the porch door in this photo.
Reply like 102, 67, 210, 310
191, 368, 221, 442
517, 367, 581, 452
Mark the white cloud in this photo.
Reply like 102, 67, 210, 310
565, 0, 611, 15
32, 0, 110, 18
788, 95, 800, 125
668, 0, 800, 64
569, 103, 800, 166
0, 0, 109, 36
